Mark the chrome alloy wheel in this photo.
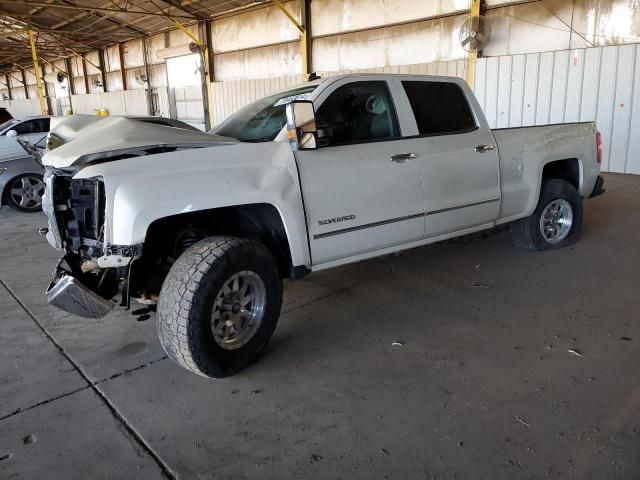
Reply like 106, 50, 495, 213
10, 175, 45, 210
211, 271, 266, 350
539, 198, 573, 244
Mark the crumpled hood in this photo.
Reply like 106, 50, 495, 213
42, 116, 237, 169
0, 136, 31, 163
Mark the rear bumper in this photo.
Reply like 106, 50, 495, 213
46, 274, 114, 319
589, 175, 605, 198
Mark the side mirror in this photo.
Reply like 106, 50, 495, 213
286, 100, 317, 150
6, 129, 17, 138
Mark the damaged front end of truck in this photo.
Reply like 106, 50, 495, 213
43, 169, 142, 318
41, 116, 235, 318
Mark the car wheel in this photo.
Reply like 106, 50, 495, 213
157, 236, 283, 378
5, 174, 45, 212
511, 179, 583, 250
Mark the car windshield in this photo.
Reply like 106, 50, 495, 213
211, 85, 317, 142
0, 119, 17, 132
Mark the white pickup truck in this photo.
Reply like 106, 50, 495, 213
41, 74, 604, 378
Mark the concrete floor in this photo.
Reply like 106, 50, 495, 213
1, 172, 639, 480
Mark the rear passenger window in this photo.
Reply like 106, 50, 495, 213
402, 81, 476, 136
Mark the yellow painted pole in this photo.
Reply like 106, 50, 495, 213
28, 29, 47, 115
466, 0, 481, 89
300, 28, 308, 77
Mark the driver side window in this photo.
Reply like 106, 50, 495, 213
316, 81, 399, 147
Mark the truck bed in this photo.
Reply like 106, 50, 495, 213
493, 122, 600, 224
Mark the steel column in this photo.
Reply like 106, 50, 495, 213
81, 57, 89, 94
4, 73, 11, 100
98, 49, 108, 92
64, 57, 75, 95
40, 63, 52, 114
301, 0, 311, 75
118, 43, 127, 91
20, 69, 29, 99
62, 57, 74, 113
141, 36, 153, 115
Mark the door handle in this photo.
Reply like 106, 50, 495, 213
475, 144, 495, 153
391, 153, 417, 163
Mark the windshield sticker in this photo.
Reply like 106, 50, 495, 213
274, 93, 312, 106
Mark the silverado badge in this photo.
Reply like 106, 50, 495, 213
318, 215, 356, 226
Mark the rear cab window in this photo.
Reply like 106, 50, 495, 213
401, 81, 477, 136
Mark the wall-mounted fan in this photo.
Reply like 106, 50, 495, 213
459, 15, 491, 52
135, 72, 148, 87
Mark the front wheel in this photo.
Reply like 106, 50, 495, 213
5, 174, 45, 212
157, 236, 283, 378
511, 179, 583, 250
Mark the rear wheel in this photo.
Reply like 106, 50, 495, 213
156, 236, 283, 378
511, 179, 582, 250
5, 174, 45, 212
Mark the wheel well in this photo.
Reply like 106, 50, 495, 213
542, 158, 580, 191
132, 204, 292, 299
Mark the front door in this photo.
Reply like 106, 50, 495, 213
294, 79, 424, 266
399, 79, 501, 237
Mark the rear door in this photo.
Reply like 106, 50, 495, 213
397, 78, 500, 238
294, 78, 424, 265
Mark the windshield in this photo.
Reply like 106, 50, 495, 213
0, 119, 17, 133
212, 85, 317, 142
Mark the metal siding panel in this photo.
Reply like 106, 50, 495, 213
564, 49, 585, 123
473, 58, 487, 110
596, 46, 619, 171
457, 60, 466, 80
536, 52, 554, 125
484, 57, 499, 128
509, 55, 525, 127
609, 44, 636, 173
626, 45, 640, 174
496, 56, 511, 128
522, 53, 539, 126
579, 47, 601, 123
446, 61, 457, 77
549, 50, 569, 124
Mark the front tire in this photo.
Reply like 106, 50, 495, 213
4, 174, 45, 212
157, 236, 283, 378
511, 179, 582, 250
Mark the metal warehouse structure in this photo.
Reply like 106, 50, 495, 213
0, 0, 639, 173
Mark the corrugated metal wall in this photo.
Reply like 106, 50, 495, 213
0, 98, 42, 117
211, 75, 302, 126
70, 90, 149, 116
474, 44, 640, 174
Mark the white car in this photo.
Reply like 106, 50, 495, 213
0, 136, 46, 212
40, 74, 604, 378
